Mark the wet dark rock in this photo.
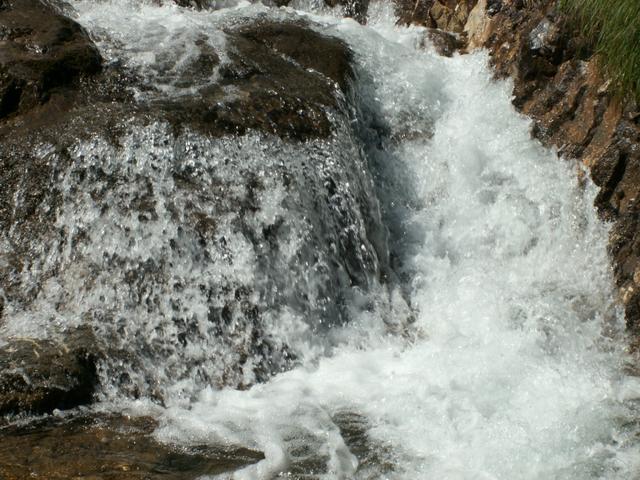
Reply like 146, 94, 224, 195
235, 21, 353, 93
486, 0, 502, 15
168, 20, 354, 139
332, 411, 397, 478
0, 15, 356, 316
0, 12, 353, 141
0, 413, 264, 479
0, 0, 102, 120
424, 28, 465, 57
610, 197, 640, 341
0, 326, 101, 415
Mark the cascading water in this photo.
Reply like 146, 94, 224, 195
1, 0, 640, 478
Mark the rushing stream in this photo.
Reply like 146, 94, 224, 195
3, 0, 640, 478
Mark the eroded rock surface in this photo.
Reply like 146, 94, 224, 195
0, 414, 264, 479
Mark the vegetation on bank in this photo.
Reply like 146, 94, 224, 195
559, 0, 640, 102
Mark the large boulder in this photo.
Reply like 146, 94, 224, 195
1, 2, 399, 403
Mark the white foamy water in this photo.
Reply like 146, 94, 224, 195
10, 0, 640, 478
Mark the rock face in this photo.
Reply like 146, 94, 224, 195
413, 0, 640, 347
0, 327, 101, 415
179, 20, 354, 139
1, 0, 395, 403
395, 0, 477, 30
0, 0, 102, 120
0, 414, 264, 479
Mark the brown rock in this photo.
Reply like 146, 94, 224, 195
0, 0, 102, 120
0, 326, 101, 415
0, 3, 380, 399
0, 414, 264, 479
465, 0, 491, 49
0, 16, 355, 313
424, 28, 465, 57
395, 0, 476, 34
450, 1, 472, 32
430, 1, 453, 29
610, 198, 640, 336
166, 20, 354, 140
394, 0, 436, 26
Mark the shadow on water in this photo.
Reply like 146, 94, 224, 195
349, 64, 431, 310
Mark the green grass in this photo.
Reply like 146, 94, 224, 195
559, 0, 640, 102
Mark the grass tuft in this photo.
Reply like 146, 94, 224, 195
559, 0, 640, 102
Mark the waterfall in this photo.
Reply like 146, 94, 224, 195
1, 0, 639, 478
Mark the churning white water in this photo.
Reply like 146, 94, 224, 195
9, 0, 640, 478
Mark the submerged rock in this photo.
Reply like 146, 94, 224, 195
0, 414, 264, 479
332, 411, 397, 478
173, 0, 212, 8
0, 326, 101, 415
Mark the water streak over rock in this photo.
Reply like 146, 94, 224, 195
0, 3, 399, 403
